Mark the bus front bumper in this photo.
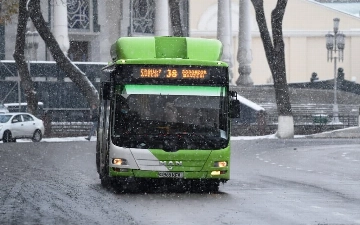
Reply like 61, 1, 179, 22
109, 168, 229, 180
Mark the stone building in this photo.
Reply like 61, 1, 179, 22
0, 0, 360, 85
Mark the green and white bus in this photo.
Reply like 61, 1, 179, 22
97, 36, 240, 192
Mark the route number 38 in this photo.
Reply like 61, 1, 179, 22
166, 69, 178, 78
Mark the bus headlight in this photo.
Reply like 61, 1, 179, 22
112, 158, 128, 165
211, 171, 221, 176
214, 161, 227, 167
211, 171, 227, 176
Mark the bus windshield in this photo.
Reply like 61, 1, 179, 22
111, 85, 229, 150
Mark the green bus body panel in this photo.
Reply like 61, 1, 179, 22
149, 148, 229, 162
149, 149, 212, 173
155, 36, 187, 59
121, 84, 225, 96
185, 38, 222, 61
110, 36, 223, 62
114, 58, 227, 67
109, 146, 230, 180
111, 37, 156, 60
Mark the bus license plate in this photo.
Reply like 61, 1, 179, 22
158, 172, 184, 178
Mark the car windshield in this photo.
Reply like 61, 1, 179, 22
0, 115, 12, 123
111, 85, 229, 150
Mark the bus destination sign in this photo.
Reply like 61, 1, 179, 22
133, 67, 209, 80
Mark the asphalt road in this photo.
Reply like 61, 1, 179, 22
1, 138, 360, 225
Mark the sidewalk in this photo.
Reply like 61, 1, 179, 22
306, 126, 360, 138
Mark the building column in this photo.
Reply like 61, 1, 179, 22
154, 0, 169, 36
217, 0, 234, 84
53, 0, 69, 55
26, 21, 39, 61
120, 0, 131, 37
237, 0, 253, 86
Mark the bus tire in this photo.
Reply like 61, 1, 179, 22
192, 180, 219, 193
96, 140, 100, 174
206, 181, 220, 193
100, 148, 111, 188
100, 175, 112, 188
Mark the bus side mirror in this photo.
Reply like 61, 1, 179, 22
229, 99, 240, 118
229, 91, 240, 118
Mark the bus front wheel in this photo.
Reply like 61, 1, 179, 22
190, 180, 219, 193
100, 175, 112, 187
206, 181, 220, 192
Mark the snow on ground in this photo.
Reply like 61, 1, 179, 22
1, 134, 309, 143
0, 136, 97, 143
231, 134, 306, 140
40, 136, 98, 142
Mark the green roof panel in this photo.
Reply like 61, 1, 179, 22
110, 36, 223, 63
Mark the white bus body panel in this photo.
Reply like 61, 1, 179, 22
109, 141, 169, 171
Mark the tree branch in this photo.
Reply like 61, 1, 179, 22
271, 0, 287, 49
12, 0, 38, 114
251, 0, 275, 73
252, 0, 292, 117
270, 0, 291, 115
169, 0, 183, 37
251, 0, 263, 10
271, 0, 287, 83
27, 0, 99, 107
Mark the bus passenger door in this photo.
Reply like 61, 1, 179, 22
97, 82, 112, 177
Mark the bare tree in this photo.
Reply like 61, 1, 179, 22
0, 0, 19, 24
251, 0, 294, 138
27, 0, 99, 107
12, 0, 38, 114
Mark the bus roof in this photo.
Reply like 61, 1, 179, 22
110, 37, 226, 66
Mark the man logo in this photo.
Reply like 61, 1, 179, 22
159, 161, 182, 166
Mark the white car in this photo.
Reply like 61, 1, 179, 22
0, 113, 45, 143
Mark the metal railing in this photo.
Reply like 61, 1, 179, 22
266, 114, 359, 128
43, 112, 359, 138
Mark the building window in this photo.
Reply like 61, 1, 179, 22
131, 0, 155, 35
67, 0, 90, 30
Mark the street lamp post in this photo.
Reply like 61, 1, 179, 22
325, 18, 345, 124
